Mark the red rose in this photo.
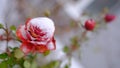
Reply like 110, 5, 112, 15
16, 17, 56, 54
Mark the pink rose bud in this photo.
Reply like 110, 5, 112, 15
104, 14, 116, 23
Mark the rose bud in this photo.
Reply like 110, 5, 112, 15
84, 19, 96, 31
104, 14, 116, 23
16, 17, 56, 54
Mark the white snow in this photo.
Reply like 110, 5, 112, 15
47, 41, 55, 50
28, 17, 55, 39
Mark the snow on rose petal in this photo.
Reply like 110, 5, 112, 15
16, 17, 56, 54
16, 25, 27, 41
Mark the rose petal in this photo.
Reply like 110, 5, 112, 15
25, 18, 31, 30
47, 37, 56, 50
20, 42, 35, 54
35, 45, 48, 53
30, 41, 47, 45
16, 25, 27, 41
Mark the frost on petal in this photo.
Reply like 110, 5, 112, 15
47, 42, 55, 50
16, 25, 27, 41
30, 41, 47, 45
47, 37, 56, 50
20, 42, 35, 54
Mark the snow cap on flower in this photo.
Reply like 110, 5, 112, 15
27, 17, 55, 38
26, 17, 55, 45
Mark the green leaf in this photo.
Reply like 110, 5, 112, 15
31, 61, 37, 68
9, 47, 19, 51
0, 53, 8, 59
64, 64, 69, 68
71, 36, 79, 47
40, 61, 60, 68
0, 23, 4, 29
24, 60, 31, 68
14, 48, 24, 59
51, 61, 60, 68
43, 50, 50, 56
10, 25, 16, 31
6, 57, 15, 65
71, 36, 78, 44
44, 10, 51, 17
17, 58, 24, 67
70, 20, 76, 27
63, 46, 69, 53
0, 61, 7, 68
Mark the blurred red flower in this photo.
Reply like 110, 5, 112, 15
104, 14, 116, 22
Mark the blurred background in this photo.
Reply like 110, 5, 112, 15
0, 0, 120, 68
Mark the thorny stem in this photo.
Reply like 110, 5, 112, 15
4, 22, 11, 55
68, 56, 71, 68
67, 30, 88, 64
65, 19, 88, 66
79, 30, 87, 42
6, 29, 10, 53
78, 30, 87, 59
78, 21, 84, 29
64, 53, 71, 68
